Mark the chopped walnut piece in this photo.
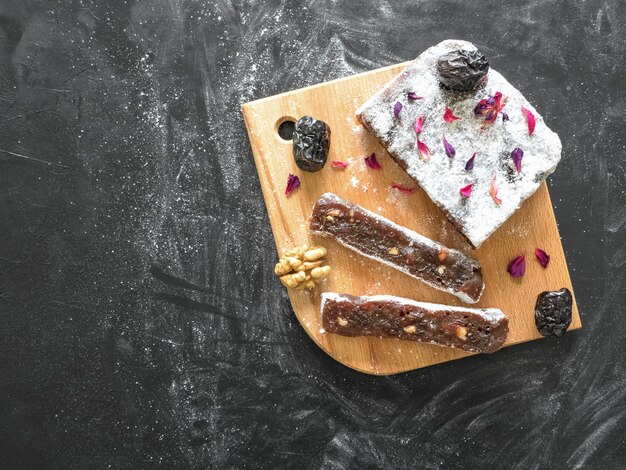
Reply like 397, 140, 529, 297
274, 244, 331, 289
297, 260, 323, 272
304, 247, 327, 261
274, 259, 292, 276
456, 326, 468, 341
280, 270, 306, 288
388, 247, 399, 255
285, 245, 308, 258
403, 325, 417, 334
442, 321, 468, 341
311, 265, 331, 279
337, 317, 348, 326
437, 265, 447, 275
287, 257, 302, 269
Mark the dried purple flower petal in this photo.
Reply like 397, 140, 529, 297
407, 92, 423, 101
465, 152, 476, 171
442, 135, 456, 158
415, 116, 424, 134
443, 106, 461, 123
501, 111, 509, 122
285, 174, 301, 197
417, 139, 431, 161
459, 183, 474, 198
535, 248, 550, 268
331, 160, 348, 169
474, 91, 508, 128
489, 174, 502, 206
391, 182, 416, 194
521, 106, 536, 136
511, 147, 524, 174
393, 101, 402, 118
507, 255, 526, 277
364, 153, 381, 170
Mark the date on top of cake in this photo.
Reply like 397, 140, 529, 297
356, 39, 562, 248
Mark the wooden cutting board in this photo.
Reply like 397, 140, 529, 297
241, 62, 581, 375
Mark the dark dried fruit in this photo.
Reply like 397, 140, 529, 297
534, 288, 572, 337
437, 49, 489, 92
292, 116, 331, 172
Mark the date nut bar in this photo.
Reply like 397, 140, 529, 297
321, 293, 509, 354
310, 193, 484, 303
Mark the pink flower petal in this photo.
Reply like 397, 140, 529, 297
285, 174, 301, 197
331, 160, 348, 169
391, 182, 416, 194
417, 139, 431, 161
489, 174, 502, 206
407, 92, 424, 101
459, 183, 474, 198
507, 255, 526, 277
443, 106, 461, 123
465, 152, 476, 171
521, 106, 536, 136
534, 248, 550, 268
414, 116, 424, 134
474, 92, 508, 128
511, 148, 524, 174
443, 135, 456, 158
364, 153, 381, 170
393, 101, 403, 118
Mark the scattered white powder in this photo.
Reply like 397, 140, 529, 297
321, 292, 506, 322
356, 39, 563, 248
351, 124, 365, 135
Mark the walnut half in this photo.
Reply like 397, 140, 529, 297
275, 244, 331, 290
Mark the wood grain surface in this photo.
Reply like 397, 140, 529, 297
241, 62, 581, 375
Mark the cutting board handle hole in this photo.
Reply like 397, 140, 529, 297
276, 117, 296, 141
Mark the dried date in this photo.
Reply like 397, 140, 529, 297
292, 116, 331, 172
437, 49, 489, 92
534, 288, 573, 337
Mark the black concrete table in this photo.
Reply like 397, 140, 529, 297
0, 1, 623, 468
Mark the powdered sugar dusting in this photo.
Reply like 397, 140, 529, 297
321, 292, 506, 322
357, 39, 562, 248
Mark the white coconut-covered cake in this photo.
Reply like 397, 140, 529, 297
356, 39, 562, 248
